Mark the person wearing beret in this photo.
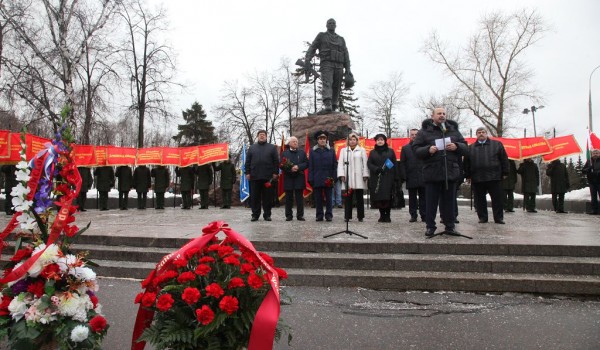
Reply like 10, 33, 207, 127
308, 130, 337, 221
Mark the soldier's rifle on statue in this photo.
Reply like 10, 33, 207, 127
295, 59, 320, 84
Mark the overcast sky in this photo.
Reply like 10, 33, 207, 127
155, 0, 599, 153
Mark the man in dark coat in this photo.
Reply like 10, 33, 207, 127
176, 166, 195, 209
245, 130, 279, 221
517, 158, 539, 212
151, 165, 170, 209
196, 164, 213, 209
115, 165, 133, 210
1, 164, 17, 215
133, 165, 151, 209
583, 149, 600, 215
94, 166, 114, 211
400, 129, 425, 222
214, 158, 237, 209
502, 160, 518, 212
546, 159, 570, 213
309, 130, 337, 221
281, 136, 308, 221
412, 107, 468, 237
464, 127, 509, 224
77, 167, 93, 212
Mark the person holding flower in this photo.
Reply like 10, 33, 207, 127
367, 134, 398, 222
309, 130, 337, 221
337, 133, 368, 222
281, 136, 308, 221
245, 129, 279, 221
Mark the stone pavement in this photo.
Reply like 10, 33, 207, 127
4, 204, 593, 246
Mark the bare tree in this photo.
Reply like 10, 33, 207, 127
251, 70, 286, 143
0, 0, 119, 125
119, 0, 179, 148
277, 57, 308, 135
363, 71, 410, 137
422, 9, 546, 137
214, 80, 258, 145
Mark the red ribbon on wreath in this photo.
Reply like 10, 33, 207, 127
131, 221, 281, 350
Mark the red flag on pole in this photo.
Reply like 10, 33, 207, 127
277, 134, 285, 201
542, 135, 582, 162
303, 132, 313, 198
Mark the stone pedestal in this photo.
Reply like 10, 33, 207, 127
292, 113, 355, 147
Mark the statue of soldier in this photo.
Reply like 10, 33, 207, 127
305, 18, 353, 115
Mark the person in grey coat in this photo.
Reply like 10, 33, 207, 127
245, 129, 279, 221
546, 159, 570, 213
464, 127, 509, 224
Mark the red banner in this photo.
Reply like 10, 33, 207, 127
106, 146, 137, 166
198, 143, 229, 165
0, 130, 10, 159
137, 147, 163, 165
520, 137, 552, 160
26, 135, 51, 160
161, 148, 180, 166
389, 138, 409, 160
542, 135, 582, 162
72, 145, 97, 166
6, 133, 21, 163
493, 137, 522, 160
179, 146, 199, 167
95, 146, 107, 166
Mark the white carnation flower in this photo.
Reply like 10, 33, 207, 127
8, 297, 28, 321
71, 267, 96, 282
16, 213, 37, 231
38, 244, 60, 265
70, 325, 89, 343
15, 170, 30, 182
57, 254, 79, 273
16, 161, 29, 170
58, 293, 93, 322
27, 261, 43, 278
12, 196, 33, 213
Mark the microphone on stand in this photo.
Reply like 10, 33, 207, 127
440, 122, 447, 133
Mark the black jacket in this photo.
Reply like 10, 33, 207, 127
399, 141, 424, 189
412, 119, 467, 183
245, 141, 279, 181
502, 160, 518, 190
367, 145, 397, 201
583, 157, 600, 184
517, 160, 539, 193
308, 145, 337, 187
133, 165, 151, 193
281, 147, 308, 191
464, 138, 509, 183
546, 160, 570, 193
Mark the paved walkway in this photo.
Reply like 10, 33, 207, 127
3, 204, 597, 246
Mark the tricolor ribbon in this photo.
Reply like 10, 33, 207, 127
132, 221, 281, 350
29, 142, 59, 181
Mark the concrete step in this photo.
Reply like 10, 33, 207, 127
69, 236, 600, 257
284, 268, 600, 295
68, 244, 600, 276
89, 260, 600, 295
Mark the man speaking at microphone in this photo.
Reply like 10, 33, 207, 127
412, 107, 468, 237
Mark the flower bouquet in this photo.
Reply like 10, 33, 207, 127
342, 188, 353, 197
0, 109, 108, 349
324, 177, 334, 188
132, 221, 291, 350
279, 157, 294, 172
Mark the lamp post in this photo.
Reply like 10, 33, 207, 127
589, 65, 600, 132
522, 105, 544, 137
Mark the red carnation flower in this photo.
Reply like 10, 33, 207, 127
219, 295, 239, 315
227, 277, 245, 289
259, 252, 274, 266
199, 256, 215, 264
217, 245, 234, 258
134, 292, 144, 304
173, 257, 188, 268
90, 294, 99, 308
264, 181, 272, 188
205, 283, 224, 298
11, 247, 33, 262
207, 244, 220, 252
194, 264, 211, 276
182, 287, 201, 305
274, 267, 288, 279
40, 263, 61, 280
0, 295, 13, 316
247, 273, 264, 290
184, 247, 201, 259
196, 305, 215, 325
64, 224, 79, 237
89, 315, 108, 333
240, 263, 255, 275
177, 271, 196, 284
141, 292, 157, 307
156, 293, 175, 312
223, 255, 240, 266
27, 280, 45, 297
152, 270, 179, 287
